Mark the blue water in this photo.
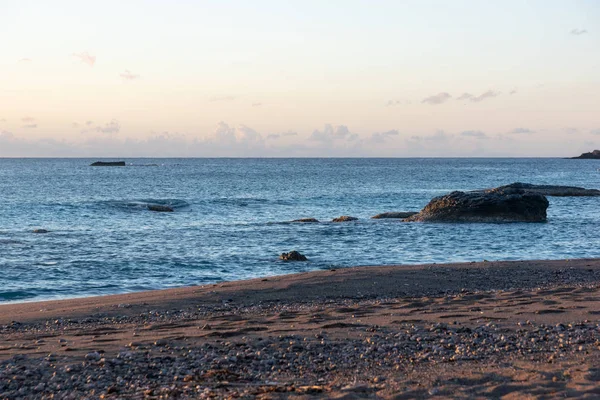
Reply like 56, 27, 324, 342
1, 158, 599, 303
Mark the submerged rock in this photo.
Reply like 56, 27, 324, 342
371, 212, 418, 219
279, 251, 308, 261
485, 182, 600, 197
404, 189, 549, 223
332, 216, 358, 222
32, 229, 49, 234
90, 161, 126, 166
147, 204, 174, 212
570, 150, 600, 159
291, 218, 320, 223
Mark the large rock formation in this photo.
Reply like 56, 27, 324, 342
486, 182, 600, 197
90, 161, 126, 166
371, 212, 418, 219
570, 150, 600, 159
332, 216, 358, 222
404, 189, 549, 223
279, 251, 308, 261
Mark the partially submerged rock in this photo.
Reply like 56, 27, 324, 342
486, 182, 600, 197
371, 212, 418, 219
291, 218, 320, 223
405, 189, 549, 223
147, 204, 174, 212
32, 229, 49, 234
279, 251, 308, 261
570, 150, 600, 159
90, 161, 126, 166
332, 216, 358, 222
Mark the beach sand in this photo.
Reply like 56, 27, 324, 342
2, 259, 600, 398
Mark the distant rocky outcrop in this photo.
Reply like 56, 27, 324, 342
90, 161, 126, 166
332, 216, 358, 222
291, 218, 320, 223
485, 182, 600, 197
404, 189, 549, 223
371, 212, 418, 219
147, 204, 174, 212
280, 251, 308, 261
570, 150, 600, 159
32, 229, 49, 234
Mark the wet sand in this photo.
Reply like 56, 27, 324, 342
1, 258, 600, 398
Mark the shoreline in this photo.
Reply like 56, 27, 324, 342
2, 258, 600, 325
2, 258, 600, 398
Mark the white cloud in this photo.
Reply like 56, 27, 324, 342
570, 28, 588, 36
421, 92, 452, 105
120, 70, 140, 80
209, 96, 235, 102
72, 52, 96, 67
508, 127, 535, 134
309, 124, 359, 143
590, 129, 600, 135
461, 130, 487, 139
94, 119, 120, 134
368, 130, 399, 143
456, 90, 501, 103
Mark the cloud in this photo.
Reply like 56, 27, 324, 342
22, 124, 37, 128
461, 130, 487, 139
21, 116, 35, 122
386, 100, 402, 107
570, 29, 588, 36
266, 131, 297, 140
252, 102, 262, 107
120, 70, 140, 80
86, 120, 93, 126
565, 127, 579, 135
72, 52, 96, 67
509, 88, 518, 95
310, 124, 358, 142
0, 118, 6, 123
456, 90, 501, 103
18, 58, 32, 63
209, 96, 235, 102
509, 128, 535, 134
591, 129, 600, 135
368, 130, 399, 143
95, 119, 120, 134
421, 92, 452, 105
409, 130, 452, 143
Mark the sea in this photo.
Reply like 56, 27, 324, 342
1, 158, 599, 303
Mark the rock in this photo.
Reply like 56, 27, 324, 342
291, 218, 319, 223
371, 212, 418, 219
32, 229, 49, 234
485, 182, 600, 197
90, 161, 126, 166
332, 216, 358, 222
570, 150, 600, 159
404, 189, 549, 223
147, 204, 174, 212
280, 251, 308, 261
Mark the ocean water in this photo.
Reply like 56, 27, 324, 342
0, 158, 599, 303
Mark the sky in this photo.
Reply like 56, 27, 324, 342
0, 0, 599, 157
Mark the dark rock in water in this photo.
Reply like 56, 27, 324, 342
404, 189, 549, 223
291, 218, 320, 223
90, 161, 126, 166
332, 216, 358, 222
570, 150, 600, 159
371, 212, 418, 219
33, 229, 49, 234
485, 182, 600, 197
279, 251, 308, 261
147, 204, 174, 212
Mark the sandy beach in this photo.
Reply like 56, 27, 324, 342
2, 258, 600, 399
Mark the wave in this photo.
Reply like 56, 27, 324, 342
100, 199, 190, 212
207, 197, 293, 207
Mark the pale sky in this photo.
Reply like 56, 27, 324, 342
0, 0, 599, 157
